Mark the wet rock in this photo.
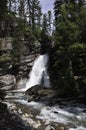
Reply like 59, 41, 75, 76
25, 85, 42, 95
39, 125, 55, 130
16, 78, 27, 90
58, 126, 66, 130
0, 62, 12, 76
19, 71, 23, 75
45, 125, 55, 130
82, 109, 86, 113
0, 102, 7, 110
52, 111, 58, 114
0, 75, 16, 90
26, 118, 41, 128
18, 108, 22, 114
0, 90, 6, 100
25, 113, 29, 117
19, 66, 27, 71
26, 85, 56, 103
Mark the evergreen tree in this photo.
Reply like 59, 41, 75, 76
27, 0, 42, 32
40, 13, 52, 54
54, 0, 86, 93
27, 0, 32, 26
0, 0, 7, 37
42, 14, 48, 34
54, 0, 63, 24
47, 10, 52, 34
18, 0, 25, 19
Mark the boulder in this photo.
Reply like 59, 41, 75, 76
58, 126, 66, 130
0, 62, 12, 76
45, 125, 55, 130
0, 75, 16, 90
25, 85, 55, 103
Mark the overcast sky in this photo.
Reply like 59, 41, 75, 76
40, 0, 54, 14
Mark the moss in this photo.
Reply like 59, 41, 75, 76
0, 53, 11, 63
38, 89, 54, 96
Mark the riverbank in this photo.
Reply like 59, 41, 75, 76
3, 88, 86, 130
0, 102, 36, 130
3, 99, 86, 130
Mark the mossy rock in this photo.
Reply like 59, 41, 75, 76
38, 89, 55, 96
25, 85, 56, 102
25, 85, 42, 95
0, 54, 11, 63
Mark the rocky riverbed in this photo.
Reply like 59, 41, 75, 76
2, 85, 86, 130
0, 102, 36, 130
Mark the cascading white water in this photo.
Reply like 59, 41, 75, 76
22, 54, 50, 91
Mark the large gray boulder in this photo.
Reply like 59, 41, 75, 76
0, 74, 16, 90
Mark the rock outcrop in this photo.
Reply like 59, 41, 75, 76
0, 37, 40, 90
0, 74, 16, 90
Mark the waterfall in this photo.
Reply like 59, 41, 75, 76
22, 54, 50, 91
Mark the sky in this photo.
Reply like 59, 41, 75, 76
40, 0, 54, 14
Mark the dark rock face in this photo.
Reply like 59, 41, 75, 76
0, 62, 12, 76
0, 37, 40, 77
0, 40, 40, 90
0, 102, 7, 109
18, 54, 39, 78
0, 90, 6, 100
0, 102, 36, 130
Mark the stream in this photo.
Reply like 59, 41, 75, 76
4, 90, 86, 130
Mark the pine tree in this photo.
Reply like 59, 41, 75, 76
42, 14, 48, 34
27, 0, 42, 32
54, 0, 79, 47
40, 13, 52, 54
18, 0, 25, 19
0, 0, 7, 37
27, 0, 32, 26
53, 0, 86, 77
47, 10, 52, 34
54, 0, 63, 24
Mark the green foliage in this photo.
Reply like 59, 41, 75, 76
79, 7, 86, 43
24, 27, 36, 51
54, 0, 86, 76
0, 0, 8, 37
54, 3, 79, 47
52, 0, 86, 97
40, 13, 52, 44
11, 37, 23, 64
54, 77, 79, 98
0, 53, 11, 63
0, 0, 7, 18
77, 77, 86, 94
69, 43, 86, 53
